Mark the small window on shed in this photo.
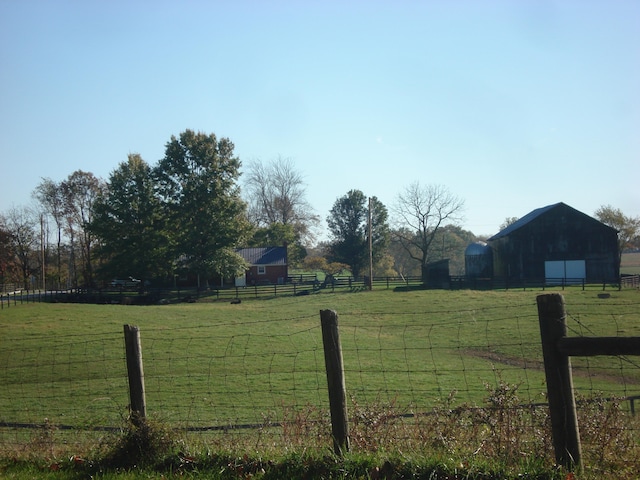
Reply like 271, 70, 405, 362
258, 266, 266, 275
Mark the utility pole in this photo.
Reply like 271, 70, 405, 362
368, 197, 373, 290
40, 214, 46, 292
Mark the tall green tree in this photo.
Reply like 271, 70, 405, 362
326, 190, 389, 278
155, 130, 251, 285
89, 154, 169, 284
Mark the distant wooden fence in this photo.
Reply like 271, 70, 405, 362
1, 273, 636, 309
620, 274, 639, 288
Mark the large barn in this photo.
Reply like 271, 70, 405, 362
477, 203, 618, 284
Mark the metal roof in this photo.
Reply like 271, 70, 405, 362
487, 202, 616, 241
488, 203, 562, 241
237, 247, 287, 265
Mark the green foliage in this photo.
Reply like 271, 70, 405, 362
155, 130, 252, 283
425, 224, 479, 275
98, 417, 178, 470
206, 247, 249, 279
249, 222, 307, 267
326, 190, 389, 278
303, 255, 349, 277
90, 154, 170, 282
595, 205, 640, 273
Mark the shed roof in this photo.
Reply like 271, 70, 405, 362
237, 247, 287, 265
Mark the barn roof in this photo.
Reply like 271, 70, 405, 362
237, 247, 287, 265
487, 202, 615, 241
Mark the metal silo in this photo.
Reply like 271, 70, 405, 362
465, 241, 493, 279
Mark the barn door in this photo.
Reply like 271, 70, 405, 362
545, 260, 586, 285
565, 260, 586, 284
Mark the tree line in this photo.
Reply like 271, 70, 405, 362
1, 129, 638, 292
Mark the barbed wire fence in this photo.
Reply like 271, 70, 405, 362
1, 296, 639, 469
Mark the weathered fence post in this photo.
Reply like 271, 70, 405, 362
536, 294, 582, 472
124, 324, 147, 424
320, 309, 349, 455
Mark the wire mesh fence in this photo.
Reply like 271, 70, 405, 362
1, 293, 639, 469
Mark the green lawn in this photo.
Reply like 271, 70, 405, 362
2, 287, 639, 431
1, 287, 640, 478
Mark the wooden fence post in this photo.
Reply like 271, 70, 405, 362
124, 324, 147, 424
320, 309, 350, 455
536, 294, 582, 472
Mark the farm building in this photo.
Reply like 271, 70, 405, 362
464, 241, 492, 279
471, 203, 618, 284
235, 246, 288, 286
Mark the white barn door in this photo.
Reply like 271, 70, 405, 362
565, 260, 586, 284
545, 260, 586, 284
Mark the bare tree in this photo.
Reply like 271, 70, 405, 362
0, 216, 17, 287
499, 217, 519, 231
244, 157, 318, 243
4, 205, 39, 290
33, 178, 66, 289
392, 183, 465, 283
61, 171, 105, 287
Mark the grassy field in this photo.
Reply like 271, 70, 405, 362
1, 287, 639, 478
621, 251, 640, 275
2, 288, 640, 422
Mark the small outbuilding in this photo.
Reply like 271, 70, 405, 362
235, 246, 288, 287
485, 202, 618, 284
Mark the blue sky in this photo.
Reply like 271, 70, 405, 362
1, 0, 638, 241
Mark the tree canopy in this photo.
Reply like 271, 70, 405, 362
89, 154, 170, 282
155, 130, 251, 285
326, 190, 389, 278
595, 205, 640, 268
